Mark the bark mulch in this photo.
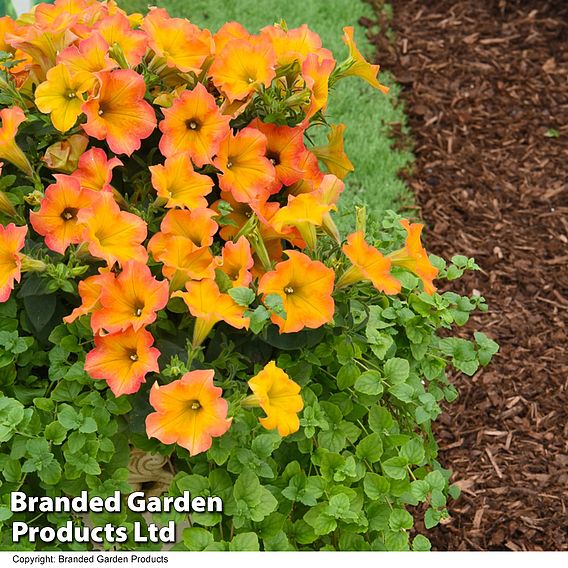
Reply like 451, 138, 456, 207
363, 0, 568, 551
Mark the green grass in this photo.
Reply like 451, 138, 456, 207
120, 0, 413, 230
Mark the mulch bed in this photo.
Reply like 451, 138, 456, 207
363, 0, 568, 551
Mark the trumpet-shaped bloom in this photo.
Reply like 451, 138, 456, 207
217, 236, 254, 288
338, 231, 401, 295
302, 53, 335, 118
85, 326, 160, 397
159, 208, 218, 247
209, 37, 276, 102
142, 8, 213, 73
70, 147, 123, 192
77, 191, 147, 267
173, 279, 249, 346
249, 119, 306, 191
82, 70, 156, 156
261, 24, 329, 66
150, 154, 213, 209
213, 21, 249, 53
34, 63, 91, 132
159, 84, 231, 167
341, 26, 389, 94
63, 270, 114, 324
95, 13, 148, 67
146, 370, 232, 456
213, 127, 275, 204
91, 261, 169, 334
312, 123, 354, 180
42, 134, 88, 172
388, 220, 438, 295
271, 192, 331, 249
258, 250, 335, 333
0, 107, 33, 176
57, 32, 118, 88
247, 361, 303, 436
29, 175, 95, 254
0, 223, 27, 303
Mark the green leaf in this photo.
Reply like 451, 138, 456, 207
384, 358, 410, 383
389, 508, 413, 531
424, 508, 441, 529
38, 460, 62, 485
425, 470, 446, 491
412, 534, 432, 551
45, 422, 67, 445
183, 527, 214, 551
264, 293, 287, 319
58, 405, 81, 430
228, 287, 256, 307
382, 457, 408, 480
368, 406, 394, 432
410, 480, 430, 501
354, 370, 383, 395
356, 433, 383, 463
229, 532, 259, 551
336, 362, 359, 390
400, 438, 425, 465
363, 472, 390, 500
23, 294, 57, 332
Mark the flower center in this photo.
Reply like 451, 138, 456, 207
60, 207, 78, 221
134, 302, 144, 317
66, 90, 76, 100
128, 350, 138, 362
189, 400, 201, 411
266, 151, 279, 166
284, 286, 294, 295
186, 119, 200, 131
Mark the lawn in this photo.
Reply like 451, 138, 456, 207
119, 0, 412, 230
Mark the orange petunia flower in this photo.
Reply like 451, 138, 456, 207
213, 21, 249, 53
312, 174, 345, 243
286, 148, 325, 195
271, 192, 331, 250
261, 24, 330, 67
209, 37, 276, 103
312, 123, 354, 180
70, 147, 123, 192
142, 7, 213, 74
302, 53, 335, 118
82, 69, 156, 156
63, 269, 114, 324
150, 153, 213, 210
249, 118, 306, 192
0, 16, 18, 53
42, 134, 88, 173
56, 32, 118, 88
85, 326, 160, 397
337, 231, 401, 295
216, 236, 254, 288
29, 174, 95, 254
341, 26, 389, 94
95, 13, 148, 67
0, 107, 33, 176
0, 223, 27, 303
158, 83, 231, 167
245, 361, 303, 436
258, 250, 335, 333
173, 279, 249, 347
77, 191, 147, 267
91, 261, 169, 334
146, 370, 232, 456
158, 208, 218, 247
213, 127, 275, 204
34, 63, 91, 132
388, 220, 438, 295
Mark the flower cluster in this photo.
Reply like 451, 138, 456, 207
0, 0, 438, 457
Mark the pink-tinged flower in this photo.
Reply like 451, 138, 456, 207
70, 147, 122, 192
77, 191, 147, 267
0, 107, 33, 176
63, 270, 114, 324
150, 153, 213, 210
142, 7, 213, 74
158, 83, 231, 167
91, 261, 169, 334
216, 236, 254, 288
29, 174, 96, 254
95, 13, 148, 67
82, 70, 157, 156
85, 326, 160, 397
146, 370, 232, 456
0, 223, 27, 302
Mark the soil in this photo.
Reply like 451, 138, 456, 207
363, 0, 568, 551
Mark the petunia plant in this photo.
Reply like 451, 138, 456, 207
0, 0, 498, 552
